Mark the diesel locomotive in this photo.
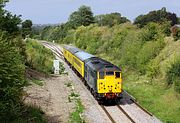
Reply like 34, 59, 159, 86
63, 45, 123, 102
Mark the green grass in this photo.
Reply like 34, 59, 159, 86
69, 99, 85, 123
123, 71, 180, 123
32, 79, 44, 86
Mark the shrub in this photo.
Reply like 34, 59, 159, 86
0, 31, 25, 121
174, 28, 180, 41
166, 58, 180, 93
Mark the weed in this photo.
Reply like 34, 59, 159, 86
69, 99, 85, 123
70, 92, 79, 97
65, 82, 72, 87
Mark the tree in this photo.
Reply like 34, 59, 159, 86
0, 0, 21, 34
95, 12, 130, 27
68, 5, 94, 28
22, 19, 33, 38
134, 7, 178, 28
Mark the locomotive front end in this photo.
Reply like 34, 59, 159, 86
97, 69, 122, 100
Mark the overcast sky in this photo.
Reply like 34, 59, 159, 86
5, 0, 180, 24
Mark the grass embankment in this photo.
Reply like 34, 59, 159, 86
26, 39, 55, 74
124, 71, 180, 122
56, 23, 180, 122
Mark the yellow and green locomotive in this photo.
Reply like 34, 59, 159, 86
63, 45, 122, 101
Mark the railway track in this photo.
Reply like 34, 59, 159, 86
41, 41, 162, 123
101, 104, 136, 123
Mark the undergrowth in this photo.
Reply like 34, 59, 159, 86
25, 39, 55, 74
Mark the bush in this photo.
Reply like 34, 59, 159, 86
166, 58, 180, 93
0, 31, 25, 121
174, 28, 180, 41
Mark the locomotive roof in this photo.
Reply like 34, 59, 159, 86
74, 51, 95, 61
85, 57, 121, 72
64, 45, 82, 54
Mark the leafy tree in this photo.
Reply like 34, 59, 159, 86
0, 0, 21, 34
134, 7, 178, 28
68, 5, 94, 28
22, 19, 33, 38
95, 12, 130, 27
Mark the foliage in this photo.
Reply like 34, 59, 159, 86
173, 27, 180, 41
0, 0, 21, 34
26, 39, 54, 74
166, 58, 180, 93
134, 7, 178, 28
0, 13, 21, 34
22, 19, 33, 38
3, 105, 47, 123
0, 31, 25, 121
0, 1, 47, 122
95, 12, 130, 27
59, 61, 65, 74
69, 99, 84, 123
68, 5, 94, 29
40, 26, 53, 40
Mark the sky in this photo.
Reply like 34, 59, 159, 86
5, 0, 180, 24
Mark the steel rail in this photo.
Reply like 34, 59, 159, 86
100, 105, 116, 123
117, 105, 136, 123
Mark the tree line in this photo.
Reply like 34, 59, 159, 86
39, 6, 179, 42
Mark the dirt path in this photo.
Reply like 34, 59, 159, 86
24, 75, 74, 123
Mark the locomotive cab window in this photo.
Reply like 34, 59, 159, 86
106, 71, 114, 76
115, 72, 120, 78
99, 72, 104, 79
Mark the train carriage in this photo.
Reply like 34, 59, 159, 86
63, 45, 82, 66
74, 51, 94, 77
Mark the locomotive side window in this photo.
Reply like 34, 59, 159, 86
106, 71, 114, 76
99, 72, 104, 79
115, 72, 120, 78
